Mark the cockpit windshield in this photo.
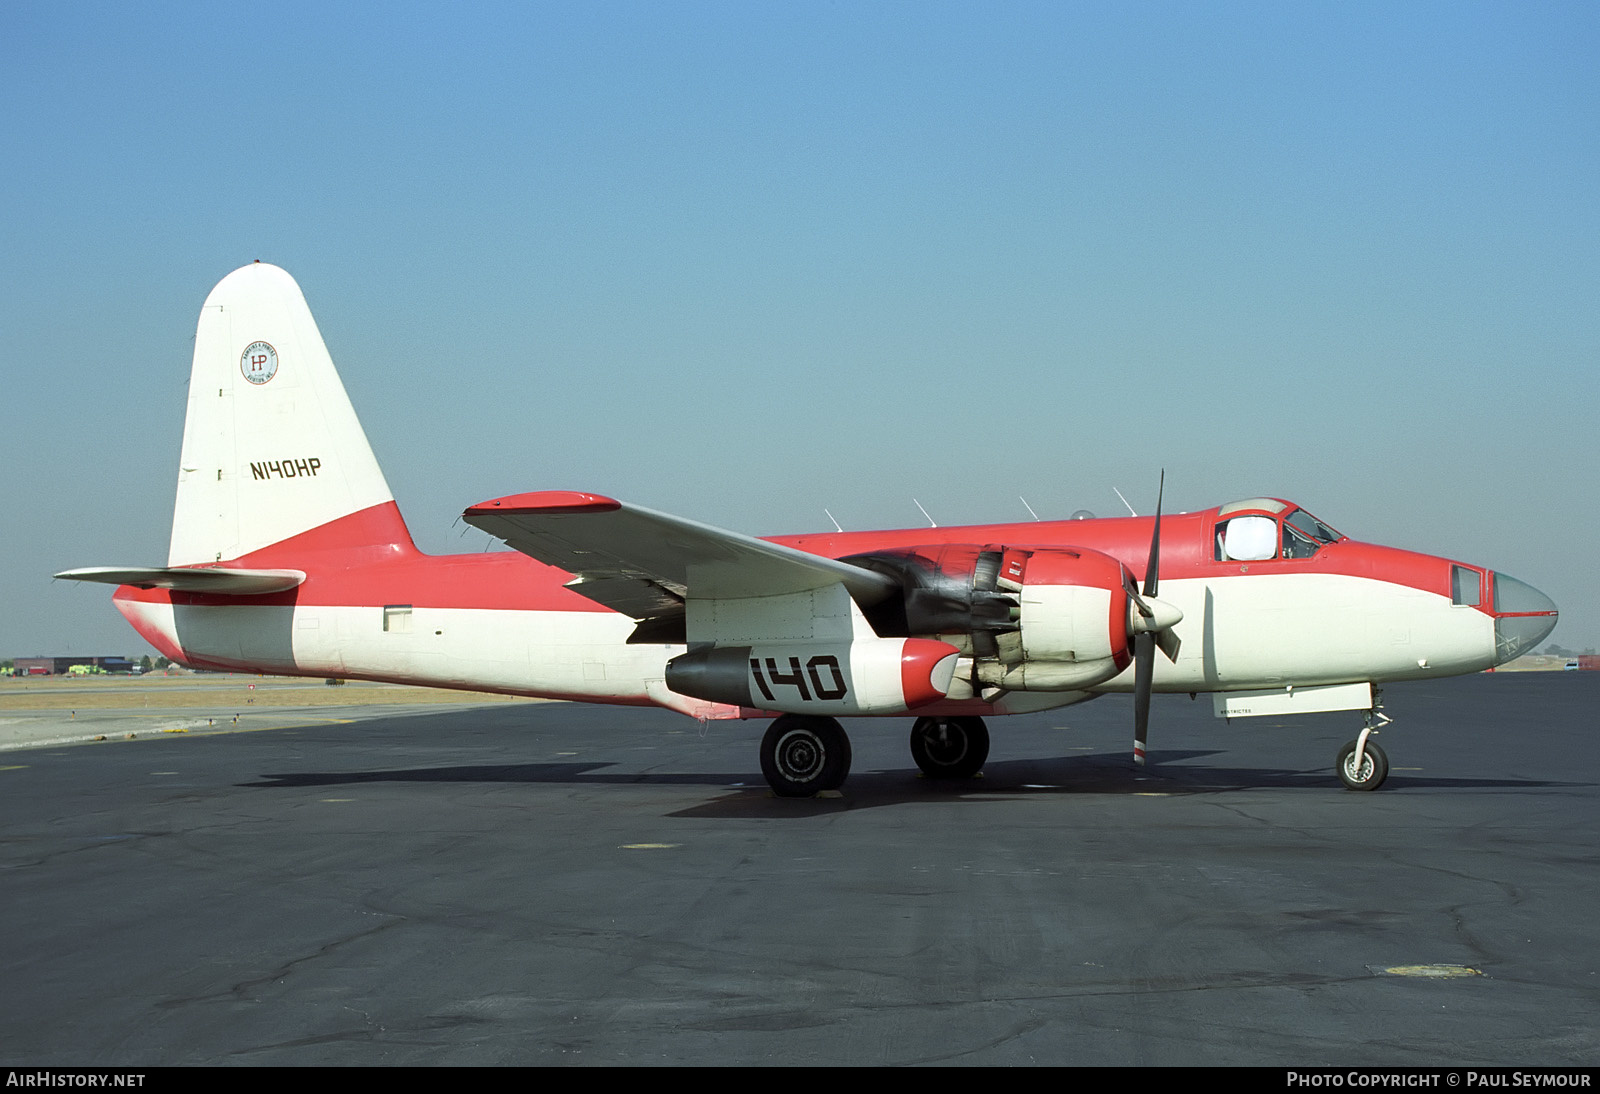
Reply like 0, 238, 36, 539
1283, 508, 1342, 545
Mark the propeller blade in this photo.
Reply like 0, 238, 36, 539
1142, 470, 1164, 599
1133, 470, 1164, 766
1124, 569, 1153, 620
1133, 632, 1154, 766
1156, 628, 1182, 662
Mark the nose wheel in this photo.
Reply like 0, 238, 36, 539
1336, 738, 1389, 790
760, 714, 851, 797
909, 715, 989, 779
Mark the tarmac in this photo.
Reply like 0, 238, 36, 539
1, 671, 1596, 1065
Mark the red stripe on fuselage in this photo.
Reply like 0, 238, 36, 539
114, 501, 1459, 621
773, 510, 1455, 600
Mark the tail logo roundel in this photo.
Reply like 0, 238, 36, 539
241, 341, 279, 385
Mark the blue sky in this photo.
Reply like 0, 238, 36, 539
3, 1, 1595, 655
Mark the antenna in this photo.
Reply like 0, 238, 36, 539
824, 509, 843, 532
1113, 487, 1138, 517
1019, 496, 1041, 521
912, 498, 938, 528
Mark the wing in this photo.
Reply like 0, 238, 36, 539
462, 492, 896, 621
54, 566, 306, 595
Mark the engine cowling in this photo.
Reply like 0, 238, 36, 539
842, 544, 1139, 692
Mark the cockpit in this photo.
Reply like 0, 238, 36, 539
1214, 498, 1345, 562
1205, 497, 1557, 667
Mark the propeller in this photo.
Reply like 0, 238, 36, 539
1128, 472, 1184, 766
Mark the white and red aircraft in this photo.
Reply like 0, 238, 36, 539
59, 263, 1558, 795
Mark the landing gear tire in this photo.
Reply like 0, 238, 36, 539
1337, 739, 1389, 791
909, 716, 990, 779
761, 715, 851, 797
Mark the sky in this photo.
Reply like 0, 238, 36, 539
3, 1, 1596, 657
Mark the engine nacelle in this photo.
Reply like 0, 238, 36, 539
843, 544, 1136, 692
1009, 547, 1132, 666
665, 637, 961, 715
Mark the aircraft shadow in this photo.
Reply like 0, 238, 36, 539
241, 748, 1588, 819
670, 759, 1590, 819
242, 762, 618, 788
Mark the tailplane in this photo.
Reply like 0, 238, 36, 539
168, 262, 411, 564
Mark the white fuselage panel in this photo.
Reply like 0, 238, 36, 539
118, 570, 1497, 711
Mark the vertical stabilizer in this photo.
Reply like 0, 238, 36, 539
169, 263, 404, 565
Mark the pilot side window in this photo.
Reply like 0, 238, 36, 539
1282, 522, 1319, 559
1216, 516, 1277, 561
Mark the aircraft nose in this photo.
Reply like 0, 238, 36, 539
1490, 572, 1559, 665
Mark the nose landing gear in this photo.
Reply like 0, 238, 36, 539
1337, 692, 1393, 791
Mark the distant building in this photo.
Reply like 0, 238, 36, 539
10, 656, 140, 676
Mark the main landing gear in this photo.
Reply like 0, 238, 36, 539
760, 714, 852, 797
909, 715, 989, 780
757, 714, 993, 797
1336, 693, 1394, 791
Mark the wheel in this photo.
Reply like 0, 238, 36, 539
760, 715, 851, 797
1336, 739, 1389, 791
909, 715, 990, 779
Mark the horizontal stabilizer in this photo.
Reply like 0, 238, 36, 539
463, 491, 896, 612
54, 566, 306, 595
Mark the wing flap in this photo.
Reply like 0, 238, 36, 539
55, 566, 307, 595
463, 491, 895, 610
563, 575, 685, 619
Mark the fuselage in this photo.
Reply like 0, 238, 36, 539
111, 496, 1552, 721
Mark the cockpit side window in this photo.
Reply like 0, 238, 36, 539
1217, 515, 1278, 561
1282, 521, 1319, 559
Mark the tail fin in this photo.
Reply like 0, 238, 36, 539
169, 262, 412, 565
